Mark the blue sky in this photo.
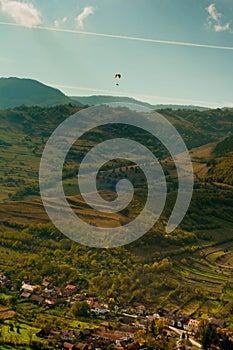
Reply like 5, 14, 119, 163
0, 0, 233, 107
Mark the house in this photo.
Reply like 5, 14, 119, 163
183, 319, 189, 331
170, 315, 189, 329
53, 286, 62, 295
44, 285, 55, 294
45, 297, 66, 307
74, 293, 86, 301
21, 291, 31, 299
45, 298, 56, 307
209, 317, 225, 328
64, 285, 77, 295
66, 297, 75, 305
21, 283, 36, 293
87, 296, 98, 303
90, 302, 109, 315
76, 343, 89, 350
186, 319, 200, 333
41, 281, 50, 288
30, 294, 44, 305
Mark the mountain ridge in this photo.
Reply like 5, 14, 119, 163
0, 77, 77, 108
70, 94, 209, 111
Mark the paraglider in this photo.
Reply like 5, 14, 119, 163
115, 73, 121, 86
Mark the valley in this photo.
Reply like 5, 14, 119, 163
0, 89, 232, 349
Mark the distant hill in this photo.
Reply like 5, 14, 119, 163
0, 77, 213, 110
70, 95, 208, 111
0, 77, 76, 108
70, 95, 153, 108
155, 104, 208, 111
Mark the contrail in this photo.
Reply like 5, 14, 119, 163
1, 21, 233, 51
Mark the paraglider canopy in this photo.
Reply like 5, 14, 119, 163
115, 73, 121, 86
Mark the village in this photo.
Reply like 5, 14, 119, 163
0, 272, 231, 350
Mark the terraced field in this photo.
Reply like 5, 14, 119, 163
170, 239, 233, 319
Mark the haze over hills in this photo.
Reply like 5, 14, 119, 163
71, 95, 209, 111
0, 76, 210, 110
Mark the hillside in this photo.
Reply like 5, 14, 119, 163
0, 77, 76, 108
213, 134, 233, 157
207, 135, 233, 186
188, 135, 233, 186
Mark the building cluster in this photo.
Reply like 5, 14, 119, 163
20, 281, 109, 314
36, 321, 147, 350
0, 272, 229, 350
169, 313, 225, 334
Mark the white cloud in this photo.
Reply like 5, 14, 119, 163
214, 22, 230, 32
206, 3, 221, 21
0, 0, 42, 27
54, 16, 67, 28
206, 3, 231, 33
76, 6, 94, 29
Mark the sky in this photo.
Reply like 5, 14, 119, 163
0, 0, 233, 107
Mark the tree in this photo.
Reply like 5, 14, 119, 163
71, 301, 90, 317
150, 319, 155, 335
202, 324, 217, 350
219, 333, 233, 350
